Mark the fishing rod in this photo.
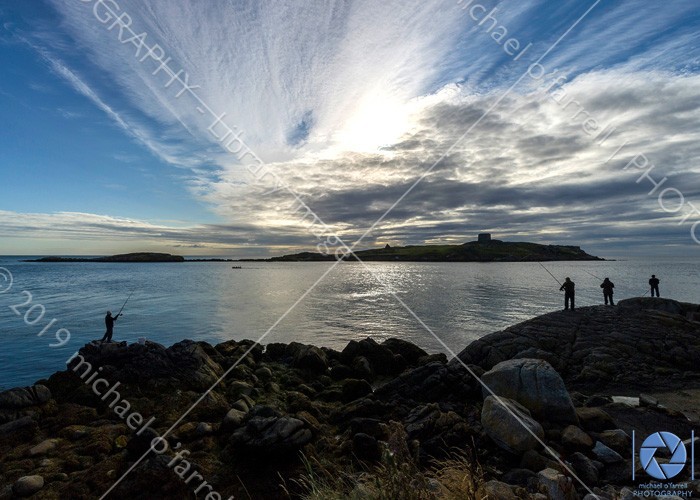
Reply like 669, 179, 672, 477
538, 262, 562, 287
584, 270, 603, 281
116, 290, 135, 317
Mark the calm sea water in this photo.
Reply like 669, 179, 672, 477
0, 257, 698, 388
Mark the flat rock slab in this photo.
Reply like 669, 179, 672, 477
456, 299, 700, 393
601, 404, 696, 449
649, 389, 700, 424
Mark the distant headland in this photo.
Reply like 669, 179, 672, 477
240, 234, 605, 262
23, 253, 240, 263
23, 252, 184, 263
22, 235, 603, 264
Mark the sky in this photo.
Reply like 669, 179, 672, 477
0, 0, 699, 258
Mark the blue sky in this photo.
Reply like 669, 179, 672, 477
0, 6, 216, 222
1, 0, 699, 257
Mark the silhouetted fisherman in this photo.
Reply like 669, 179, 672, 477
101, 311, 122, 342
649, 274, 660, 297
600, 278, 615, 305
560, 277, 575, 310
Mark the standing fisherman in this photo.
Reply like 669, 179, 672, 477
100, 290, 133, 343
101, 311, 121, 343
649, 275, 660, 297
560, 277, 575, 311
600, 278, 615, 305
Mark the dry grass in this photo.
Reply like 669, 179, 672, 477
290, 423, 484, 500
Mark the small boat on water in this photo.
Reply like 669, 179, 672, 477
232, 266, 242, 269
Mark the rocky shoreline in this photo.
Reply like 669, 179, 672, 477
1, 298, 699, 499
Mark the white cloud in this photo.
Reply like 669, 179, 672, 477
8, 0, 699, 255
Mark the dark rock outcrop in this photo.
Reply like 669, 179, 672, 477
0, 385, 51, 425
455, 298, 700, 393
67, 339, 224, 391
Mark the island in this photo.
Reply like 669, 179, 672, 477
24, 252, 186, 263
240, 234, 604, 262
23, 254, 238, 263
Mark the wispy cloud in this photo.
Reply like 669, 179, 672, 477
0, 210, 310, 256
5, 0, 700, 255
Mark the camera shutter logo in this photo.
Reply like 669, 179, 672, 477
639, 431, 687, 480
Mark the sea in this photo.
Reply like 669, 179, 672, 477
0, 256, 698, 389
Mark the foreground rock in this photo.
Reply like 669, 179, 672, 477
12, 475, 44, 497
481, 358, 578, 424
0, 298, 697, 499
481, 396, 544, 453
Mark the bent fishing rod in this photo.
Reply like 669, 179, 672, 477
538, 262, 562, 287
116, 290, 135, 317
518, 253, 563, 286
584, 270, 603, 281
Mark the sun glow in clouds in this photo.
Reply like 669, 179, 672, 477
331, 91, 413, 153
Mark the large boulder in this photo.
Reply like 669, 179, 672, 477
381, 338, 428, 366
13, 475, 44, 497
292, 345, 328, 373
481, 396, 544, 453
167, 340, 225, 388
0, 385, 51, 409
481, 359, 578, 424
341, 338, 396, 375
